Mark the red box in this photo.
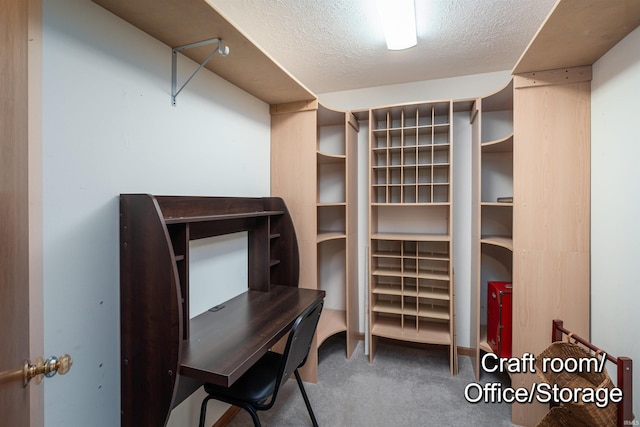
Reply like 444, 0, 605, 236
487, 281, 512, 358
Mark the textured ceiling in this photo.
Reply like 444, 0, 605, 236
210, 0, 557, 94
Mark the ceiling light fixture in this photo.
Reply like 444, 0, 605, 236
376, 0, 417, 50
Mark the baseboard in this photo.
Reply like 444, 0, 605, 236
457, 346, 474, 357
212, 406, 241, 427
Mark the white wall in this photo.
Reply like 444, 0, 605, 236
318, 72, 513, 349
591, 25, 640, 415
42, 1, 270, 426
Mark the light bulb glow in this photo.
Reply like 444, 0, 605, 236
376, 0, 417, 50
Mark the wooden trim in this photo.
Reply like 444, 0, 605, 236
211, 406, 241, 427
270, 99, 318, 115
456, 346, 475, 357
28, 0, 44, 424
514, 66, 592, 89
347, 112, 359, 132
469, 100, 479, 124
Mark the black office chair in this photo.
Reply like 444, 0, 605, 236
198, 299, 323, 427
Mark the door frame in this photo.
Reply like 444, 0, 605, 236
0, 0, 44, 425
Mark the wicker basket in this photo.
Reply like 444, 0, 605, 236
535, 341, 617, 427
536, 406, 586, 427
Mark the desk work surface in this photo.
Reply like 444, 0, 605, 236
180, 285, 325, 387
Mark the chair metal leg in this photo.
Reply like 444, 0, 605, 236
294, 369, 318, 427
239, 403, 262, 427
199, 395, 213, 427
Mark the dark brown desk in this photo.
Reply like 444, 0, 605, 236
119, 194, 315, 427
181, 285, 325, 387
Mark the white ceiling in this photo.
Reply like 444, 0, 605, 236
210, 0, 557, 94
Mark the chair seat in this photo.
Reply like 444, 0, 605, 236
204, 351, 282, 404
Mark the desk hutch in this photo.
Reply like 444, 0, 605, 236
119, 194, 324, 426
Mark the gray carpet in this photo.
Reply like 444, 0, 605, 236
226, 334, 517, 426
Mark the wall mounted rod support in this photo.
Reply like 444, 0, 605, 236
171, 38, 230, 106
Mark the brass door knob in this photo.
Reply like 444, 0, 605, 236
23, 354, 73, 387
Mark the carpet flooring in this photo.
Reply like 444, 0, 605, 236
225, 334, 517, 426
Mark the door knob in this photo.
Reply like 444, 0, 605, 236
23, 354, 73, 387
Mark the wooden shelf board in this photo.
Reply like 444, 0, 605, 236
91, 0, 315, 105
372, 269, 450, 282
406, 288, 450, 301
481, 202, 514, 207
513, 0, 640, 74
317, 308, 347, 345
372, 301, 450, 320
480, 236, 513, 251
371, 317, 451, 345
481, 133, 513, 153
372, 284, 403, 296
317, 151, 346, 164
373, 285, 449, 301
317, 231, 346, 243
164, 210, 283, 224
371, 202, 451, 207
372, 300, 403, 315
371, 233, 451, 242
317, 202, 346, 207
372, 251, 449, 262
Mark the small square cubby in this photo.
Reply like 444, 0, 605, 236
418, 185, 432, 203
373, 239, 402, 257
418, 147, 432, 165
417, 241, 449, 260
373, 149, 388, 167
433, 166, 449, 183
402, 166, 417, 185
402, 185, 417, 204
403, 128, 417, 146
433, 147, 449, 165
433, 185, 449, 203
390, 129, 402, 148
389, 167, 402, 185
388, 186, 402, 204
389, 148, 402, 166
373, 168, 387, 186
372, 186, 387, 204
373, 132, 388, 149
418, 166, 432, 184
403, 148, 417, 166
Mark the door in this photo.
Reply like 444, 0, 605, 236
0, 0, 44, 425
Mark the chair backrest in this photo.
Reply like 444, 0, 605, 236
275, 299, 323, 394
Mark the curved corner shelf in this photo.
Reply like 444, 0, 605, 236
481, 133, 513, 153
481, 236, 513, 251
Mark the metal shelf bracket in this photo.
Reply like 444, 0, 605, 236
171, 38, 230, 106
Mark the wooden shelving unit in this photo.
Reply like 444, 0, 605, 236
271, 102, 359, 383
470, 80, 514, 379
368, 101, 457, 375
315, 105, 359, 356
